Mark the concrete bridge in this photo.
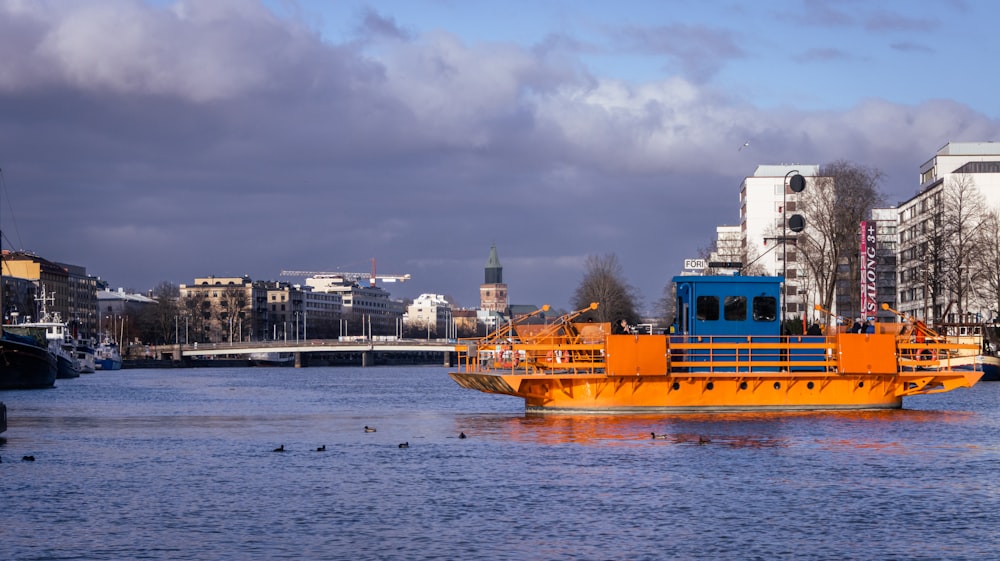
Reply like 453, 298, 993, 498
149, 338, 461, 367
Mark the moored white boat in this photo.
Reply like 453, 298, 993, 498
9, 286, 80, 379
75, 338, 96, 373
95, 339, 123, 370
248, 351, 294, 367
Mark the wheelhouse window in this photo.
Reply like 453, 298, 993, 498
753, 296, 777, 321
724, 296, 747, 321
696, 296, 719, 321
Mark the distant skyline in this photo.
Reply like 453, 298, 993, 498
1, 0, 998, 313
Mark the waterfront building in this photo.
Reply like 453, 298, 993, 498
262, 281, 342, 341
97, 288, 155, 342
708, 225, 742, 273
835, 207, 898, 323
451, 308, 481, 337
739, 165, 820, 321
405, 293, 453, 338
1, 251, 97, 338
179, 276, 268, 343
306, 275, 403, 338
1, 274, 38, 324
896, 141, 1000, 325
301, 285, 342, 339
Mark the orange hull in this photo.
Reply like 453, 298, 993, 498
450, 330, 983, 413
449, 369, 982, 413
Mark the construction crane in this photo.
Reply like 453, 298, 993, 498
281, 257, 410, 287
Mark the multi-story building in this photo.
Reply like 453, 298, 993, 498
871, 208, 899, 323
405, 293, 453, 337
179, 276, 268, 343
835, 208, 898, 323
1, 251, 98, 338
97, 287, 156, 342
262, 282, 342, 341
739, 165, 820, 321
897, 141, 1000, 325
306, 275, 403, 338
708, 225, 742, 273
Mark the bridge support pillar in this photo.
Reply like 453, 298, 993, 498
362, 351, 370, 367
443, 351, 450, 367
294, 352, 302, 368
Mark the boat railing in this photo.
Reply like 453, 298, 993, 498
668, 335, 835, 374
455, 331, 982, 377
460, 335, 608, 375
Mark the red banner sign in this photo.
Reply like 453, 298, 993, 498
860, 221, 878, 320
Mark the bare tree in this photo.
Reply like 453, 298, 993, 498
572, 254, 640, 324
976, 210, 1000, 320
797, 160, 884, 315
653, 283, 676, 327
180, 291, 209, 343
219, 285, 249, 342
939, 174, 989, 322
135, 282, 180, 344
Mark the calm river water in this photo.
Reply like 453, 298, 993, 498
2, 367, 997, 560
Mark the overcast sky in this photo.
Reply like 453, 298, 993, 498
1, 0, 998, 313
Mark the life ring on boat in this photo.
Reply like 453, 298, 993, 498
499, 346, 519, 369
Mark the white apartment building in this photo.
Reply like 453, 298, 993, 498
739, 164, 820, 320
306, 275, 405, 337
708, 225, 742, 273
897, 141, 1000, 324
405, 293, 453, 337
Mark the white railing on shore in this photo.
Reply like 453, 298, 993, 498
158, 337, 460, 358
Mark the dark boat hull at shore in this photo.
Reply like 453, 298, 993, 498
1, 328, 58, 389
55, 352, 80, 379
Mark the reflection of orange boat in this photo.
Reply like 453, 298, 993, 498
450, 275, 983, 413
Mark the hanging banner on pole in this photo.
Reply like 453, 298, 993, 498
860, 221, 878, 320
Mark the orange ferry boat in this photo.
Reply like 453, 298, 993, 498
449, 275, 983, 413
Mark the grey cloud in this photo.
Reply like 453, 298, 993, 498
608, 23, 744, 83
356, 8, 414, 41
1, 1, 998, 312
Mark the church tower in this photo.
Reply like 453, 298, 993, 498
479, 244, 508, 313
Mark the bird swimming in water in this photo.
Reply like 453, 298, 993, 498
398, 442, 409, 448
459, 432, 467, 439
316, 445, 326, 452
272, 445, 285, 452
364, 426, 377, 433
651, 432, 670, 440
698, 436, 712, 445
22, 455, 36, 461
